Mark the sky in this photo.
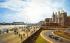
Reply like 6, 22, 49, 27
0, 0, 70, 23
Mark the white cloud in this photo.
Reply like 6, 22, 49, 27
22, 0, 65, 23
0, 0, 29, 11
0, 0, 65, 23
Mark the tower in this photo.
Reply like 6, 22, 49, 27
54, 12, 58, 23
58, 10, 67, 26
52, 12, 55, 23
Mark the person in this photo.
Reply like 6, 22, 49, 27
21, 35, 22, 40
0, 29, 1, 34
14, 28, 18, 34
6, 29, 9, 33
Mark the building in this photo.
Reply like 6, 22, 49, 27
52, 10, 67, 26
0, 22, 25, 25
45, 10, 70, 27
66, 16, 70, 26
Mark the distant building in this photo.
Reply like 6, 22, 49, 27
38, 21, 45, 25
44, 10, 70, 27
0, 22, 25, 25
66, 16, 70, 26
45, 18, 52, 23
13, 22, 25, 25
52, 10, 67, 26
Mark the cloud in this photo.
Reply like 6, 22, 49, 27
22, 0, 65, 23
0, 0, 30, 23
0, 0, 66, 23
0, 0, 29, 11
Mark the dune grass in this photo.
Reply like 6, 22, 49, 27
0, 33, 21, 43
35, 35, 50, 43
54, 31, 70, 40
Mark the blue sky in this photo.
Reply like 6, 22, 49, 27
0, 0, 7, 2
0, 0, 70, 23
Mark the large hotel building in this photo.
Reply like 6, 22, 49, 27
44, 10, 70, 27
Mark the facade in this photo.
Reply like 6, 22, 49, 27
45, 10, 70, 27
66, 16, 70, 26
52, 10, 67, 26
